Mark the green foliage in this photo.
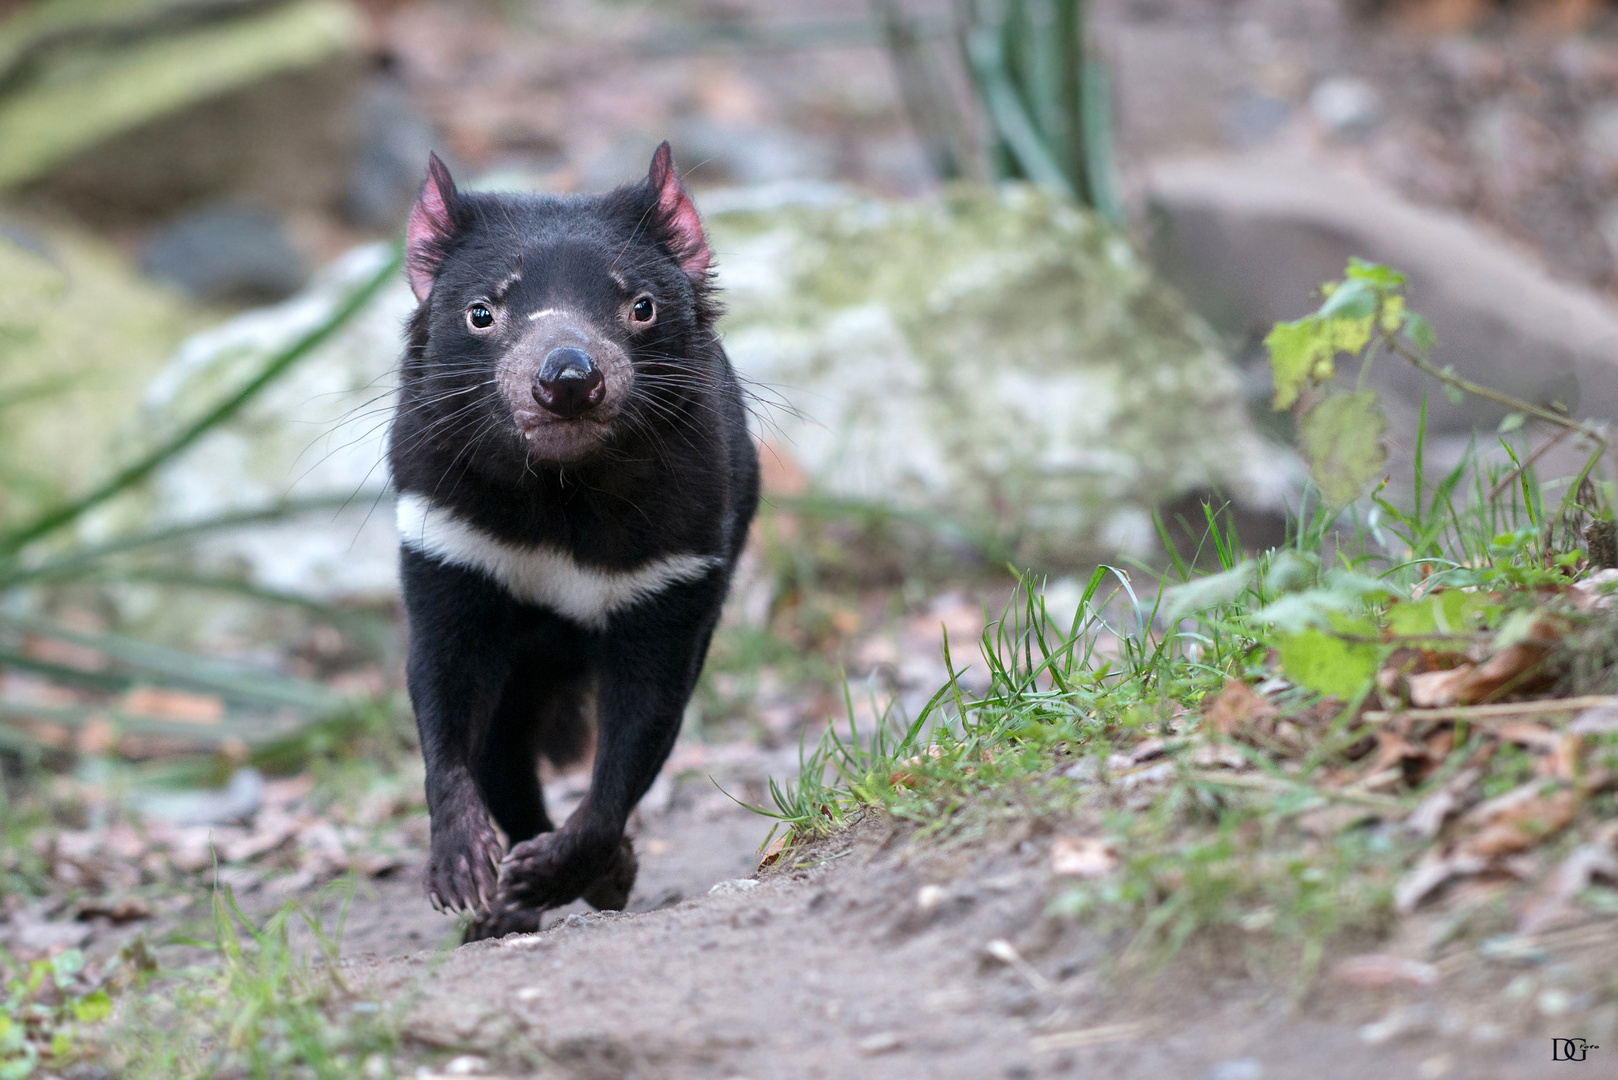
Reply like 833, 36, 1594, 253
768, 258, 1612, 970
116, 885, 398, 1080
0, 948, 115, 1077
1298, 392, 1388, 507
1274, 628, 1380, 700
958, 0, 1120, 220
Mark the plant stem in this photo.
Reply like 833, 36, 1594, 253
1385, 331, 1608, 534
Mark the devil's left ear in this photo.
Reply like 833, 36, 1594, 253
406, 152, 460, 303
646, 142, 710, 284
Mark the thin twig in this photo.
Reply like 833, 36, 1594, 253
1363, 695, 1614, 725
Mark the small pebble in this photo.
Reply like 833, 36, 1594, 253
856, 1031, 904, 1055
1206, 1058, 1263, 1080
917, 884, 949, 911
1537, 988, 1574, 1017
1417, 1054, 1454, 1079
709, 878, 760, 896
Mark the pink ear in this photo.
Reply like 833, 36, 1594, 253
647, 142, 710, 283
406, 153, 458, 303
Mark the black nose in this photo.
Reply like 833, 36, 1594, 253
533, 347, 605, 418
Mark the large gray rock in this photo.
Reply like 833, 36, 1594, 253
707, 183, 1296, 568
1144, 149, 1618, 474
139, 184, 1298, 599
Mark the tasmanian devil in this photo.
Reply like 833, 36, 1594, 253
389, 143, 759, 939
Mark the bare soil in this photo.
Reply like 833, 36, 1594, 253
342, 808, 1576, 1080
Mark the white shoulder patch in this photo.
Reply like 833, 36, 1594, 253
395, 493, 721, 629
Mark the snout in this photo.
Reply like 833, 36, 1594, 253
533, 347, 606, 419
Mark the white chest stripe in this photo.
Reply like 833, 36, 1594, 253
396, 494, 721, 629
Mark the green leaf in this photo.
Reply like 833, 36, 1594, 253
1402, 310, 1436, 352
1345, 258, 1407, 290
70, 989, 110, 1024
1499, 412, 1525, 434
1161, 561, 1256, 623
1379, 293, 1405, 334
1265, 315, 1373, 410
1256, 569, 1398, 633
1318, 278, 1377, 319
1298, 391, 1388, 506
1276, 628, 1383, 699
1266, 318, 1330, 410
48, 951, 82, 982
1385, 590, 1493, 636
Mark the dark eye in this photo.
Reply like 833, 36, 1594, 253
467, 304, 494, 330
631, 297, 655, 323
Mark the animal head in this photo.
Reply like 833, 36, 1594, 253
401, 143, 717, 466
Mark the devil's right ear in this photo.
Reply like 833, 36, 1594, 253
406, 153, 460, 303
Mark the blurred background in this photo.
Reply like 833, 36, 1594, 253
2, 0, 1618, 970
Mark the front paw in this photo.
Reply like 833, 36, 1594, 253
499, 829, 617, 909
426, 812, 502, 916
462, 903, 541, 943
580, 838, 638, 911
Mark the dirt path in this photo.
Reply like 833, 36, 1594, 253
331, 791, 1570, 1080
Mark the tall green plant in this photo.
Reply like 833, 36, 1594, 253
959, 0, 1120, 220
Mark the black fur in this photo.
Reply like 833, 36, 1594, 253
389, 145, 759, 938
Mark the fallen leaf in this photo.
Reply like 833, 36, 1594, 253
74, 896, 151, 924
1459, 785, 1578, 859
1331, 953, 1441, 989
120, 687, 224, 725
1050, 836, 1118, 879
1204, 680, 1277, 737
757, 830, 791, 871
1404, 767, 1483, 838
1495, 721, 1561, 752
1408, 667, 1470, 708
1571, 701, 1618, 734
1128, 738, 1168, 764
1516, 843, 1618, 936
1570, 569, 1618, 609
1395, 849, 1489, 914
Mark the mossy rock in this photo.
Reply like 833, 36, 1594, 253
708, 184, 1296, 568
0, 225, 200, 530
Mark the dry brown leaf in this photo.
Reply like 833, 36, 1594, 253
74, 896, 152, 924
1404, 766, 1483, 838
1547, 734, 1585, 784
1459, 786, 1579, 859
1408, 667, 1471, 708
121, 687, 224, 725
1330, 954, 1441, 989
1395, 849, 1489, 914
1204, 680, 1277, 737
1516, 843, 1618, 936
888, 745, 945, 788
1496, 721, 1561, 751
757, 830, 790, 871
1570, 569, 1618, 610
1050, 836, 1118, 879
1452, 619, 1564, 704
